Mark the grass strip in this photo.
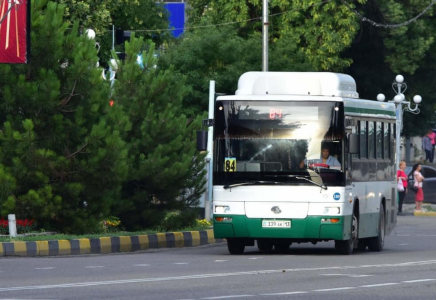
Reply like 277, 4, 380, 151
0, 225, 212, 243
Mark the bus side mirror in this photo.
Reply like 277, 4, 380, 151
197, 130, 208, 151
348, 133, 358, 154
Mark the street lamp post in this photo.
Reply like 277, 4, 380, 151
377, 75, 422, 170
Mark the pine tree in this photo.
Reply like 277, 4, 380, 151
0, 0, 128, 233
109, 34, 206, 230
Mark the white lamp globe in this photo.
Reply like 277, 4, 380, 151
413, 95, 422, 104
399, 93, 405, 101
394, 95, 403, 104
85, 29, 96, 40
395, 75, 404, 84
376, 94, 386, 102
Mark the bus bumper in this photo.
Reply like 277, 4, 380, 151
213, 215, 351, 241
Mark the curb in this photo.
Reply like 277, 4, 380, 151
411, 203, 436, 217
0, 229, 223, 257
413, 211, 436, 217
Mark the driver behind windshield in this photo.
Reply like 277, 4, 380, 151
314, 145, 341, 167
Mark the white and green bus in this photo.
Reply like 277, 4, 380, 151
202, 72, 397, 255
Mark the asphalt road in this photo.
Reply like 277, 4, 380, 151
1, 215, 436, 300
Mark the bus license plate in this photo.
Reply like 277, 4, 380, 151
262, 220, 291, 228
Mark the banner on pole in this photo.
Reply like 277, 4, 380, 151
0, 0, 29, 64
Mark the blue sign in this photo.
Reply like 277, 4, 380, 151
333, 193, 341, 201
165, 3, 185, 38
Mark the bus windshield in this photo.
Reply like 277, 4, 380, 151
213, 101, 345, 186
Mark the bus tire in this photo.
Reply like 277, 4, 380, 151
368, 204, 385, 252
335, 211, 358, 255
257, 239, 274, 252
227, 238, 245, 255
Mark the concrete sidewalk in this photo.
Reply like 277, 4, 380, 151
0, 229, 223, 258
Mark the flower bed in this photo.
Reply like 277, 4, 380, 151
0, 217, 35, 235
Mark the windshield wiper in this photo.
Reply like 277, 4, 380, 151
295, 176, 328, 190
266, 174, 327, 190
223, 181, 286, 190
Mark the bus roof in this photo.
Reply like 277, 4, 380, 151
217, 72, 396, 119
344, 98, 396, 119
235, 71, 359, 98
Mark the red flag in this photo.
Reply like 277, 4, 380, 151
0, 0, 28, 64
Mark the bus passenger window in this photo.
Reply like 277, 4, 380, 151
383, 123, 390, 159
376, 122, 382, 159
360, 121, 367, 158
391, 124, 396, 157
368, 122, 375, 159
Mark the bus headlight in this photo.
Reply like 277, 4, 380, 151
323, 207, 340, 215
215, 205, 230, 213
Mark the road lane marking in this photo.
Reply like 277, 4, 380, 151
261, 292, 308, 296
248, 258, 261, 260
174, 263, 189, 265
133, 264, 150, 267
214, 260, 227, 262
360, 283, 400, 288
314, 287, 356, 292
398, 244, 409, 246
2, 260, 436, 293
320, 274, 373, 278
35, 268, 55, 270
403, 279, 436, 283
84, 266, 104, 269
201, 296, 253, 299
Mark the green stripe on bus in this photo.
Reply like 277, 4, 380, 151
213, 215, 352, 241
345, 107, 396, 117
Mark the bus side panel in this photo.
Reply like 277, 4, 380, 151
351, 160, 396, 239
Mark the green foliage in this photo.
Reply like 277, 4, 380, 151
179, 0, 435, 133
159, 27, 262, 117
163, 0, 360, 118
59, 0, 172, 67
196, 218, 212, 228
343, 0, 436, 134
160, 209, 198, 232
186, 0, 358, 70
103, 216, 122, 233
109, 34, 206, 231
0, 0, 129, 233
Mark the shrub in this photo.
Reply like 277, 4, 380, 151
103, 216, 122, 233
160, 209, 198, 231
196, 219, 211, 228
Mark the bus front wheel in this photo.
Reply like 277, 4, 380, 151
335, 212, 358, 255
227, 238, 245, 255
368, 204, 385, 252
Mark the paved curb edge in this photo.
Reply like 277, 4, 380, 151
0, 229, 224, 257
413, 211, 436, 217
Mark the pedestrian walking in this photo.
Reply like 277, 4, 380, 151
422, 133, 432, 162
412, 163, 425, 212
427, 128, 436, 163
397, 161, 408, 214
